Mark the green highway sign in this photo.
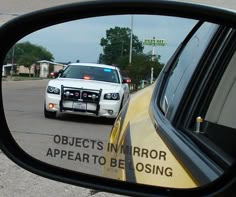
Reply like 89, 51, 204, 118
143, 39, 166, 46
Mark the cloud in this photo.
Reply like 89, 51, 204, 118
19, 14, 196, 64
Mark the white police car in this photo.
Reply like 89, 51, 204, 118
44, 63, 130, 119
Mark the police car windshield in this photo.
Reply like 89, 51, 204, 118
60, 65, 120, 84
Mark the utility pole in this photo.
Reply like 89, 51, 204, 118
11, 45, 15, 77
129, 15, 133, 64
152, 37, 155, 61
150, 67, 154, 84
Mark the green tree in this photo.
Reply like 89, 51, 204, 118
117, 54, 164, 89
99, 26, 164, 89
99, 27, 143, 65
5, 41, 54, 76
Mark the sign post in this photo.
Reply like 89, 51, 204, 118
143, 38, 166, 47
143, 37, 166, 83
143, 38, 166, 60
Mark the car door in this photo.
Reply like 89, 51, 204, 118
150, 20, 236, 186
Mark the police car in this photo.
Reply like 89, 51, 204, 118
44, 63, 130, 119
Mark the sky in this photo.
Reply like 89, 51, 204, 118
19, 14, 197, 65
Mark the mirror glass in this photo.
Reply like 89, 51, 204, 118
3, 14, 231, 189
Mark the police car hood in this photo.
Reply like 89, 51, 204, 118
48, 78, 121, 92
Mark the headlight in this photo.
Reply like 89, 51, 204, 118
47, 86, 60, 95
104, 93, 120, 100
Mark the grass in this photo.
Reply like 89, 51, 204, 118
2, 76, 44, 81
12, 76, 44, 81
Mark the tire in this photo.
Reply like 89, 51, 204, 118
44, 106, 56, 119
108, 118, 116, 125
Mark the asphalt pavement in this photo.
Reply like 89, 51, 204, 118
1, 79, 128, 197
0, 150, 128, 197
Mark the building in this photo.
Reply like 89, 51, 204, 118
2, 64, 14, 77
6, 60, 66, 78
37, 60, 66, 78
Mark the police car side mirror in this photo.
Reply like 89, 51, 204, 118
57, 69, 64, 77
0, 1, 236, 197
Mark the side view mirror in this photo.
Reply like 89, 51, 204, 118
54, 71, 59, 78
0, 1, 236, 197
57, 69, 64, 77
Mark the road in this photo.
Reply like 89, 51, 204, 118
1, 79, 126, 197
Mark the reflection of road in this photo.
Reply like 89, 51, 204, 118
2, 79, 113, 176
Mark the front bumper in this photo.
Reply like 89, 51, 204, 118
45, 85, 121, 118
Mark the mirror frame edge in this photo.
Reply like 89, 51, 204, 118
0, 0, 236, 196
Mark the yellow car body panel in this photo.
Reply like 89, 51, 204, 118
104, 84, 197, 188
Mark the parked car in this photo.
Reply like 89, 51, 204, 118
49, 71, 58, 78
44, 63, 130, 119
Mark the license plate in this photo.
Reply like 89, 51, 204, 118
73, 102, 87, 110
